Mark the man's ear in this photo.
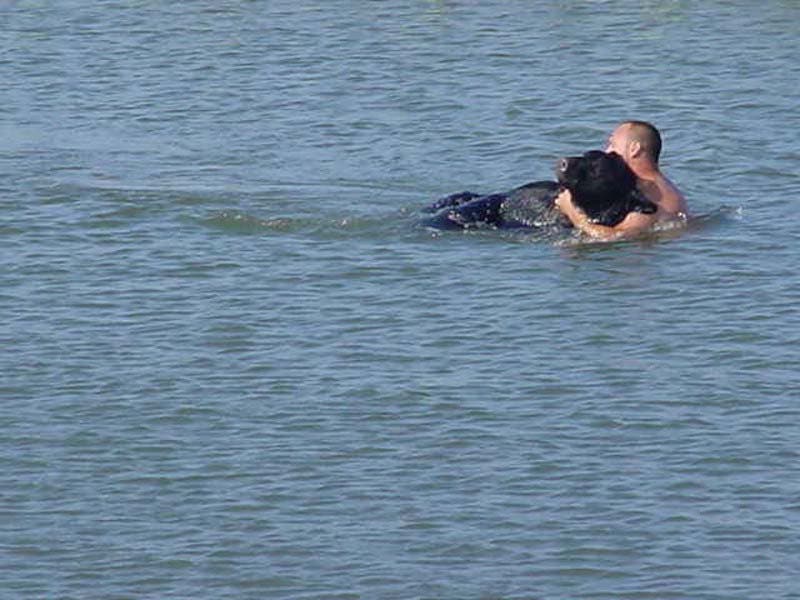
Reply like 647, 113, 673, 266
628, 140, 643, 158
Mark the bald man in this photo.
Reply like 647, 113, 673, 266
556, 120, 688, 240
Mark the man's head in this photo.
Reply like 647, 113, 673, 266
605, 120, 662, 165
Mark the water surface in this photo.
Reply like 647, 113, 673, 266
2, 2, 800, 598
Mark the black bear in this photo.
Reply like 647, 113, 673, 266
422, 151, 656, 231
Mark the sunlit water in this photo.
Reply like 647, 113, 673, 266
3, 2, 800, 598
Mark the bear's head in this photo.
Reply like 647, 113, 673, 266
555, 150, 643, 223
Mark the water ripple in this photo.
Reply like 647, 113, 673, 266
3, 1, 800, 599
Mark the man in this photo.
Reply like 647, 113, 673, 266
555, 120, 688, 240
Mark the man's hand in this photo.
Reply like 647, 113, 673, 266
554, 189, 577, 216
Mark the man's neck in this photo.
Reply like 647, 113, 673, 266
629, 159, 660, 181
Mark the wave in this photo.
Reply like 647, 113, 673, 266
198, 209, 403, 238
200, 210, 302, 234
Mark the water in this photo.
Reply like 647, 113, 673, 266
2, 1, 800, 598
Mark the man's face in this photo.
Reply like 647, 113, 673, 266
605, 125, 630, 158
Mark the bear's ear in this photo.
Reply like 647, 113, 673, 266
604, 152, 636, 187
628, 188, 658, 214
583, 150, 606, 160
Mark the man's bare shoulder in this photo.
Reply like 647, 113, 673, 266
638, 173, 688, 218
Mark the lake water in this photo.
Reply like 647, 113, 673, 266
2, 1, 800, 598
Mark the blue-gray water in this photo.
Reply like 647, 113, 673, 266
2, 2, 800, 598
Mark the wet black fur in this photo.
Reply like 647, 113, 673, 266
422, 151, 654, 231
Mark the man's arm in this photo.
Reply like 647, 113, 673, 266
554, 190, 657, 241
